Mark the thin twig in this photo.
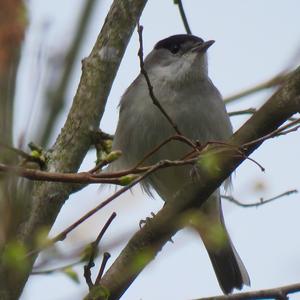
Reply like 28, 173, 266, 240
137, 24, 182, 135
222, 189, 298, 208
88, 160, 110, 174
228, 108, 257, 117
95, 252, 111, 285
0, 163, 124, 185
229, 108, 298, 122
84, 213, 116, 289
197, 282, 300, 299
176, 0, 192, 34
224, 72, 289, 104
0, 142, 43, 164
243, 117, 300, 147
32, 261, 82, 275
195, 141, 265, 172
134, 134, 197, 168
0, 156, 197, 184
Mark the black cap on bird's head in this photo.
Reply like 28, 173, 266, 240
154, 34, 214, 55
143, 34, 215, 82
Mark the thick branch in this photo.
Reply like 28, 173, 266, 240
88, 67, 300, 300
0, 1, 148, 299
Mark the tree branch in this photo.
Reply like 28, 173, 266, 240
224, 72, 289, 104
137, 24, 183, 135
175, 0, 192, 34
84, 213, 116, 289
197, 282, 300, 300
85, 67, 300, 300
222, 189, 298, 208
0, 1, 148, 299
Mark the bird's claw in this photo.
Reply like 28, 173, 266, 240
139, 212, 156, 228
138, 212, 174, 243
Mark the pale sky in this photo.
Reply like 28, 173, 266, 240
17, 1, 300, 299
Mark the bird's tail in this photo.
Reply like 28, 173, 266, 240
204, 230, 250, 294
191, 207, 250, 294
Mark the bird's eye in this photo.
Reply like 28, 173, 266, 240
169, 44, 180, 54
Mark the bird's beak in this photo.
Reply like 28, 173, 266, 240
192, 40, 215, 53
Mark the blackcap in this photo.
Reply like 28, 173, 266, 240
110, 34, 250, 294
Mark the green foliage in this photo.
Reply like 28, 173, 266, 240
105, 150, 122, 163
132, 249, 153, 271
84, 285, 110, 300
2, 240, 30, 274
81, 243, 96, 262
119, 174, 139, 186
34, 226, 51, 248
197, 151, 221, 178
62, 267, 80, 284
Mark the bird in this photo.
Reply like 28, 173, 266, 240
109, 34, 250, 294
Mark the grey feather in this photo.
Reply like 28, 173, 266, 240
109, 34, 250, 294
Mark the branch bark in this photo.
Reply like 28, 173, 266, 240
0, 0, 147, 299
85, 67, 300, 300
197, 282, 300, 300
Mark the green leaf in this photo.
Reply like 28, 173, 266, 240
84, 286, 110, 300
119, 174, 138, 186
105, 150, 122, 163
63, 267, 80, 284
2, 241, 30, 273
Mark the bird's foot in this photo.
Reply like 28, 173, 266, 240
139, 212, 174, 243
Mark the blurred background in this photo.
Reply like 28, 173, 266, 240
7, 0, 300, 299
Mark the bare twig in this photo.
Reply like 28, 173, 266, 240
228, 108, 298, 122
222, 189, 298, 208
0, 155, 197, 185
134, 134, 198, 168
137, 24, 182, 135
197, 282, 300, 300
243, 117, 300, 147
32, 261, 81, 275
0, 163, 123, 185
228, 108, 257, 117
0, 142, 41, 164
224, 72, 290, 104
175, 0, 192, 34
84, 213, 116, 289
95, 252, 111, 285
